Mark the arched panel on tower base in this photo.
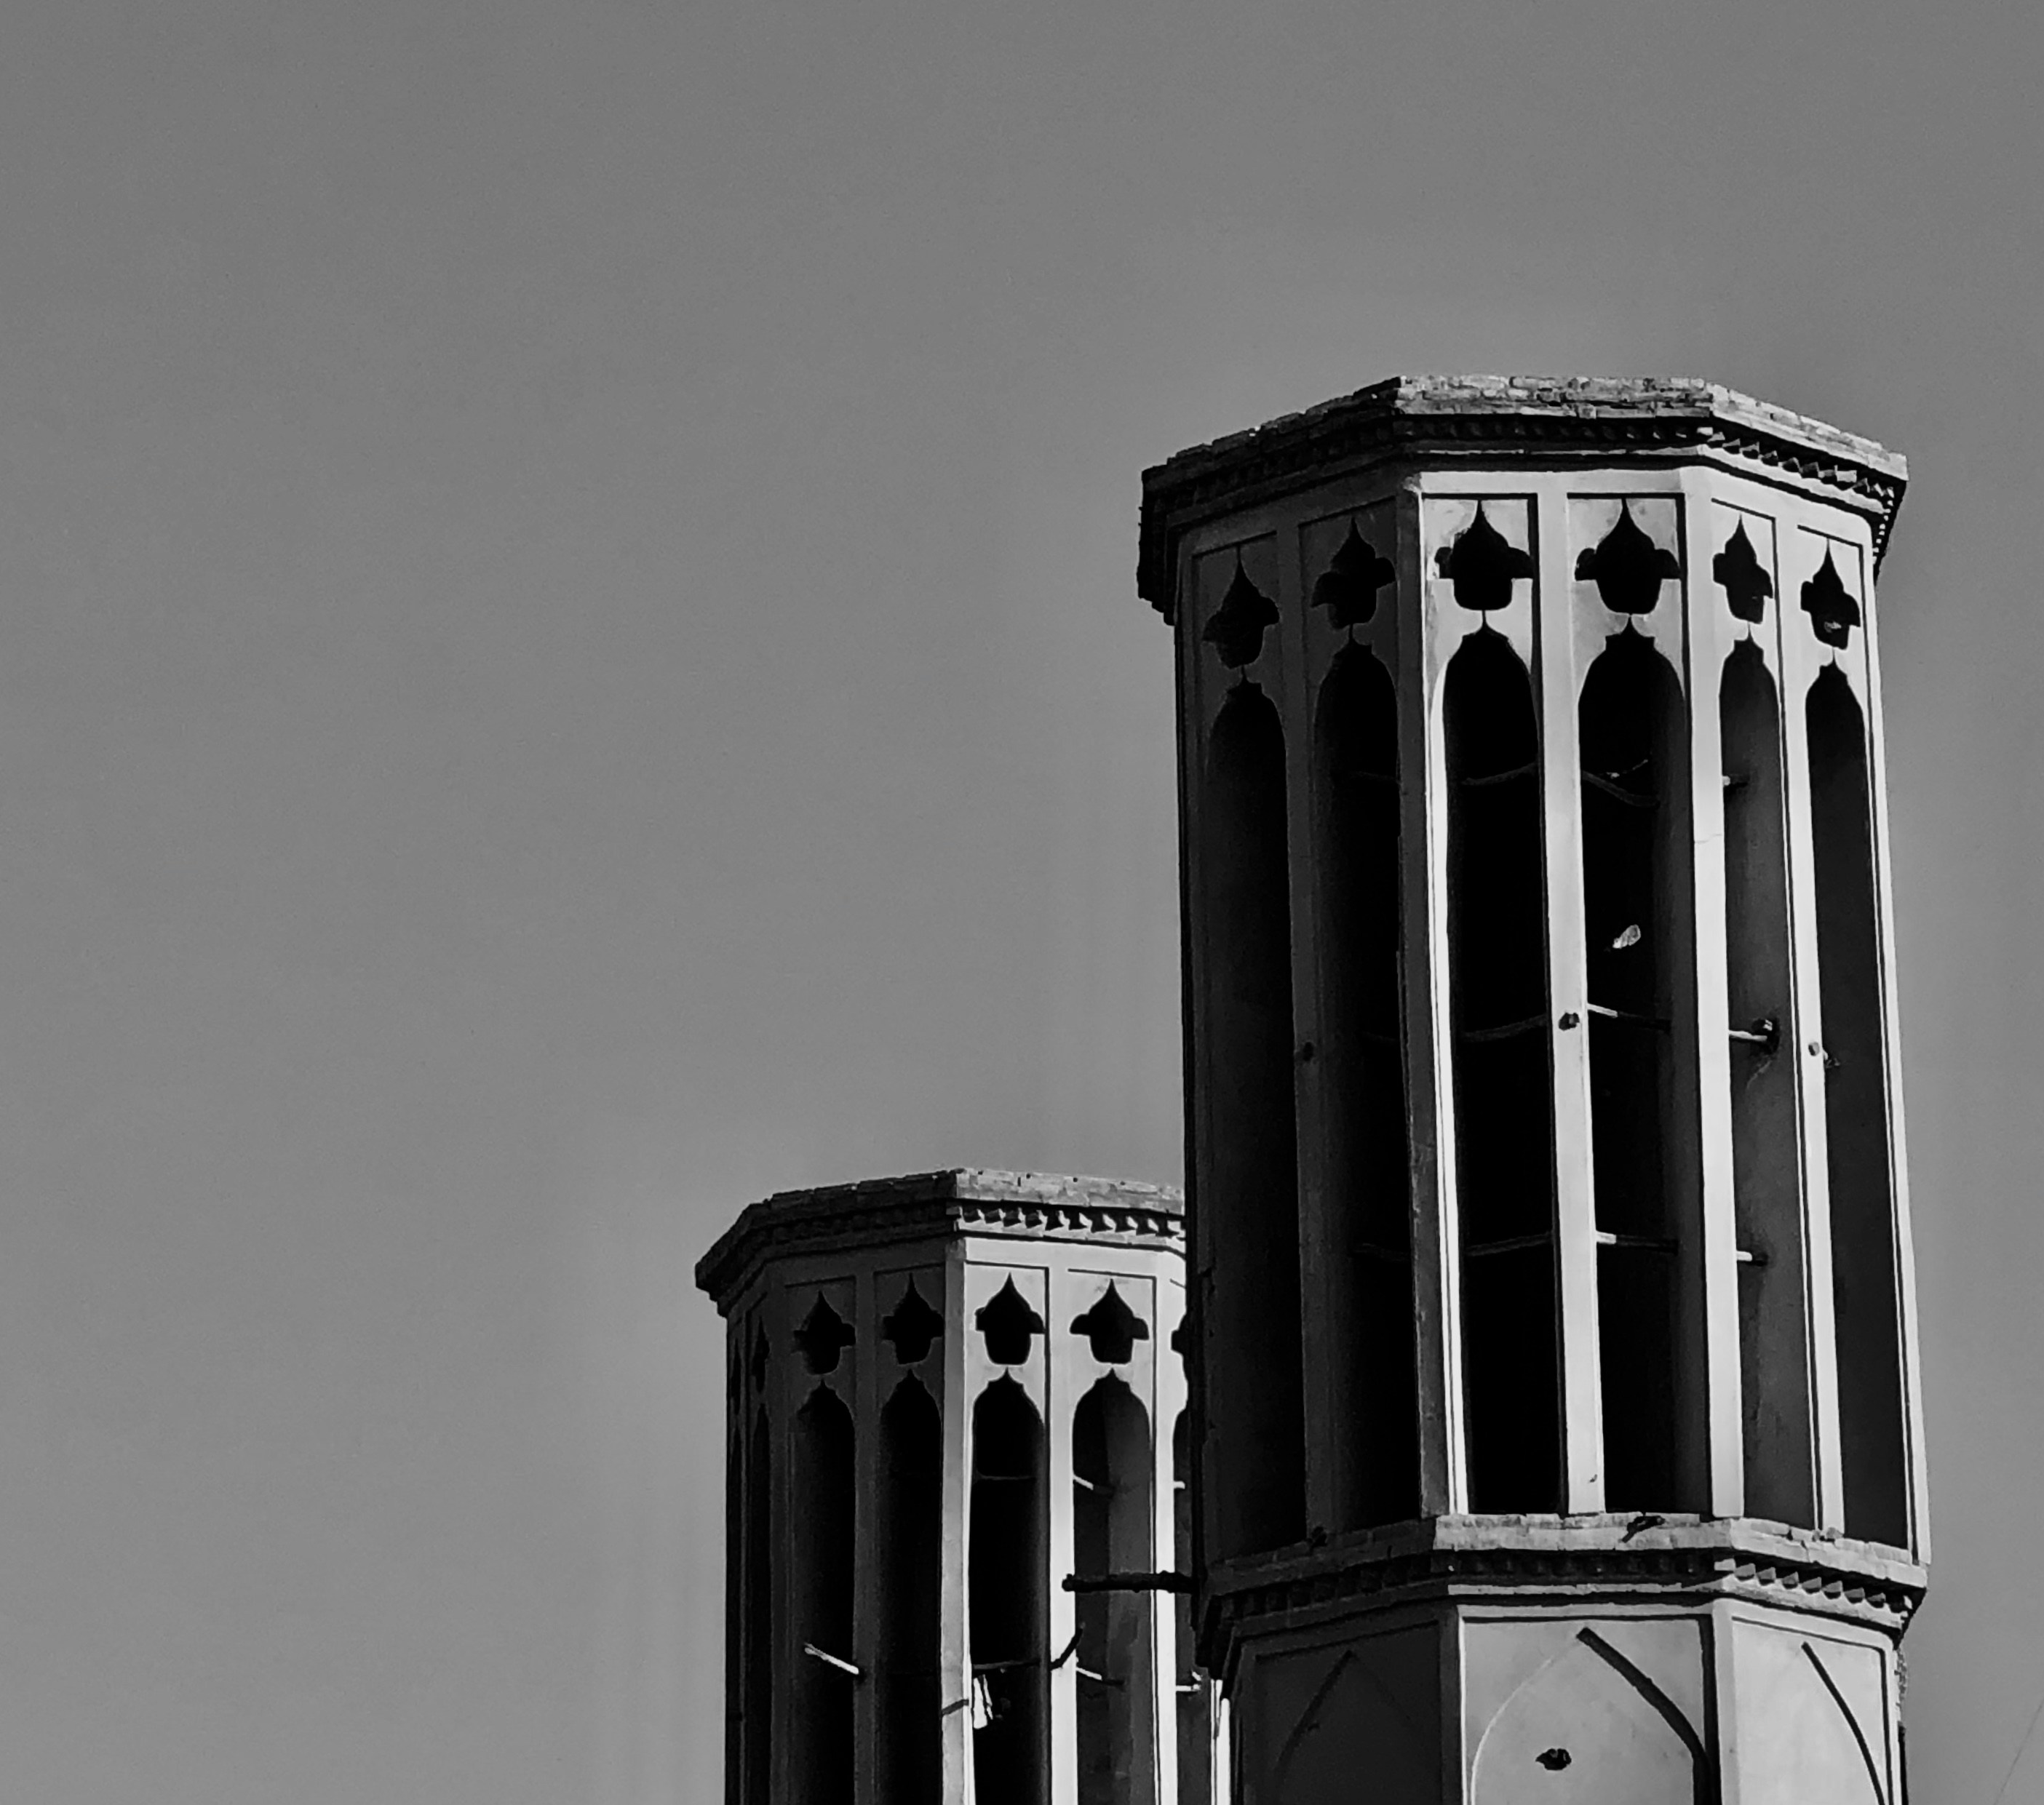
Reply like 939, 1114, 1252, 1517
1469, 1626, 1705, 1805
1235, 1625, 1440, 1805
1198, 682, 1306, 1557
1444, 628, 1562, 1513
1727, 1619, 1889, 1805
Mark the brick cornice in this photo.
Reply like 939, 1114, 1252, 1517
1198, 1513, 1926, 1673
1138, 375, 1908, 619
693, 1168, 1185, 1309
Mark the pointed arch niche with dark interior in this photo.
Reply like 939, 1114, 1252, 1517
971, 1377, 1048, 1805
1198, 681, 1305, 1556
1578, 627, 1705, 1512
744, 1406, 772, 1805
1073, 1376, 1158, 1805
1444, 628, 1560, 1511
878, 1378, 943, 1805
1720, 642, 1816, 1526
725, 1366, 743, 1805
1807, 666, 1908, 1547
1312, 644, 1417, 1529
1171, 1411, 1211, 1805
790, 1386, 855, 1805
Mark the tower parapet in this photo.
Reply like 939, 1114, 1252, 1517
697, 1168, 1205, 1805
1142, 377, 1924, 1802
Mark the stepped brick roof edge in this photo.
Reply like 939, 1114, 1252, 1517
695, 1168, 1184, 1306
1138, 374, 1907, 615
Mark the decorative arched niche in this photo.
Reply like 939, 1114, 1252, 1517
1470, 1630, 1703, 1805
1312, 643, 1417, 1529
744, 1406, 772, 1805
971, 1377, 1049, 1805
790, 1386, 856, 1805
878, 1378, 942, 1804
1806, 666, 1908, 1547
1443, 626, 1560, 1511
1199, 680, 1305, 1555
1577, 626, 1706, 1512
1721, 640, 1817, 1526
1073, 1376, 1157, 1805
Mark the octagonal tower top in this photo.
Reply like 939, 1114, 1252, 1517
1139, 375, 1906, 619
1148, 371, 1926, 1740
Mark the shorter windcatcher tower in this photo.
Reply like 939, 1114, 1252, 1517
1140, 377, 1925, 1803
696, 1168, 1209, 1805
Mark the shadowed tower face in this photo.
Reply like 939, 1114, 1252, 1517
1141, 378, 1927, 1804
697, 1169, 1214, 1805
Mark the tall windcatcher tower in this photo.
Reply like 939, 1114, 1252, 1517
696, 1168, 1207, 1805
1140, 377, 1925, 1802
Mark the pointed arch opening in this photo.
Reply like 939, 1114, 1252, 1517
1074, 1376, 1157, 1805
1313, 645, 1418, 1529
1579, 628, 1705, 1510
1722, 643, 1816, 1525
1444, 629, 1561, 1511
878, 1379, 943, 1805
1199, 682, 1305, 1555
744, 1407, 772, 1805
1808, 667, 1908, 1547
725, 1414, 743, 1805
971, 1377, 1047, 1805
791, 1387, 855, 1805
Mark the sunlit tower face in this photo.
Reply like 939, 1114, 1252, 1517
1142, 378, 1925, 1804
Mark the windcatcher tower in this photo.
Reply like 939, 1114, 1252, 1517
1140, 378, 1925, 1803
696, 1169, 1209, 1805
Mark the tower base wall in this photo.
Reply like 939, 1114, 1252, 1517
1214, 1517, 1918, 1805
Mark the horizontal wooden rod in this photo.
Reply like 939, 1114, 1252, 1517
1467, 1232, 1554, 1258
1459, 1013, 1548, 1043
1582, 770, 1658, 808
1594, 1231, 1677, 1254
1457, 760, 1537, 789
1586, 1002, 1671, 1030
1062, 1571, 1194, 1595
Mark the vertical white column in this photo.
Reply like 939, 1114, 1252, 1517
1172, 568, 1226, 1574
1858, 550, 1931, 1558
1709, 1599, 1749, 1805
1535, 479, 1606, 1514
1154, 1269, 1187, 1805
1280, 505, 1341, 1539
1045, 1256, 1078, 1805
1681, 470, 1749, 1518
1401, 481, 1463, 1516
1775, 508, 1848, 1534
939, 1240, 974, 1800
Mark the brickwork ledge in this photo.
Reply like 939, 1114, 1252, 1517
694, 1167, 1183, 1307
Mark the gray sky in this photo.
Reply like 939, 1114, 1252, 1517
0, 1, 2036, 1800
